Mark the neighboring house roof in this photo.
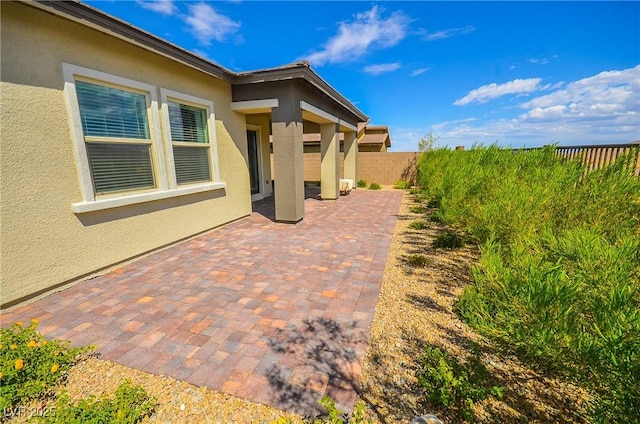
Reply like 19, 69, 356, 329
24, 0, 367, 123
360, 125, 392, 148
289, 125, 391, 148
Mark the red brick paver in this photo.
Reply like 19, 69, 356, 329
1, 188, 402, 415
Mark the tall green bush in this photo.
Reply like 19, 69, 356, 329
417, 145, 640, 422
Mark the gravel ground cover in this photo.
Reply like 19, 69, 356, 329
357, 190, 592, 423
6, 188, 591, 423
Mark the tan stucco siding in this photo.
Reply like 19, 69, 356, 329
1, 3, 251, 306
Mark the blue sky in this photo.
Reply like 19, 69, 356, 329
85, 1, 640, 151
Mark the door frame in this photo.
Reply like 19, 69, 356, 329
246, 124, 265, 201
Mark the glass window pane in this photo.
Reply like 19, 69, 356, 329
173, 146, 210, 184
168, 102, 208, 143
86, 143, 155, 194
76, 81, 149, 139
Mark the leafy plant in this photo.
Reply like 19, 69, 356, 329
312, 396, 373, 424
38, 379, 156, 423
394, 180, 411, 189
432, 231, 465, 249
357, 179, 367, 188
405, 254, 429, 268
0, 320, 94, 410
408, 220, 428, 230
368, 182, 381, 190
416, 346, 502, 421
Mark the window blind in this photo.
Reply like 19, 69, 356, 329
168, 102, 208, 143
173, 146, 210, 184
76, 81, 149, 139
87, 143, 155, 194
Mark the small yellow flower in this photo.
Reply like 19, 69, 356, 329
41, 382, 46, 387
41, 340, 48, 346
31, 318, 39, 326
27, 340, 38, 348
10, 344, 18, 350
0, 372, 4, 379
50, 364, 59, 373
15, 358, 24, 370
15, 321, 23, 327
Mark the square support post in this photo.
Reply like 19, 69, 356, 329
272, 103, 305, 223
320, 122, 340, 200
343, 130, 357, 185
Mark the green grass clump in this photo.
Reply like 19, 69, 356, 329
416, 346, 503, 422
408, 220, 428, 230
394, 180, 411, 189
368, 182, 381, 190
357, 179, 367, 188
40, 379, 156, 423
0, 321, 94, 410
432, 231, 465, 249
409, 205, 427, 214
418, 144, 640, 422
405, 254, 430, 267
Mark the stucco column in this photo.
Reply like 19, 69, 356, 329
343, 130, 357, 185
272, 103, 305, 223
320, 123, 340, 200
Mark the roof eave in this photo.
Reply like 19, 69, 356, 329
26, 0, 233, 82
234, 62, 368, 123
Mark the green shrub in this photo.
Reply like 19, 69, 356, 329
409, 205, 427, 214
394, 180, 411, 189
0, 320, 94, 410
368, 182, 381, 190
357, 179, 367, 188
405, 254, 430, 268
39, 379, 156, 424
432, 231, 465, 249
416, 346, 502, 421
418, 145, 640, 422
408, 220, 428, 230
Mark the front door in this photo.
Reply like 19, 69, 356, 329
247, 129, 262, 200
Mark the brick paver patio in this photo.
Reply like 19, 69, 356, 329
1, 188, 402, 415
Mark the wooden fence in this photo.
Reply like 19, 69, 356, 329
553, 143, 640, 176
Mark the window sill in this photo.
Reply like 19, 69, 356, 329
72, 182, 227, 214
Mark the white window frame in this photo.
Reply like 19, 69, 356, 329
160, 88, 221, 188
62, 63, 225, 214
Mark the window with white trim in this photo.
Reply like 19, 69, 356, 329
75, 80, 156, 194
167, 101, 211, 184
63, 63, 225, 213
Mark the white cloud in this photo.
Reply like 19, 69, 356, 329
136, 0, 176, 15
432, 66, 640, 148
303, 5, 410, 66
411, 68, 430, 76
364, 63, 401, 75
424, 25, 475, 41
183, 3, 240, 45
454, 78, 543, 106
528, 57, 549, 65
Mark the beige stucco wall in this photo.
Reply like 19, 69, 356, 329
1, 2, 252, 307
298, 151, 420, 185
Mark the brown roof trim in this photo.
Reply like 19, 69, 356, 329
235, 61, 368, 122
23, 0, 367, 122
28, 0, 233, 82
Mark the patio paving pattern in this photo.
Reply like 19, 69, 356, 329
1, 188, 402, 415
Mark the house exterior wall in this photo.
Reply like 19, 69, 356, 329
1, 2, 251, 307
